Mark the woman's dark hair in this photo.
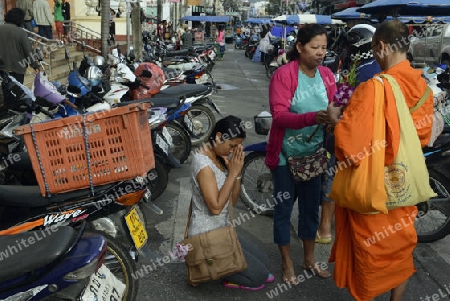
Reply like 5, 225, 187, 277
5, 8, 25, 27
208, 115, 246, 169
287, 24, 327, 61
260, 25, 269, 38
218, 24, 225, 31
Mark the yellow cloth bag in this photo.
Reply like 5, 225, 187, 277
379, 74, 437, 209
329, 78, 389, 214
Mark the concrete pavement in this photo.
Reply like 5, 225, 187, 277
137, 46, 450, 301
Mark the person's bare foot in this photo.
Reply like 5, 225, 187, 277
282, 261, 299, 285
302, 262, 331, 279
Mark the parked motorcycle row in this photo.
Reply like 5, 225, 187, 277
0, 33, 221, 300
239, 62, 450, 244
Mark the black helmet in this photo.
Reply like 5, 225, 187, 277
346, 24, 376, 62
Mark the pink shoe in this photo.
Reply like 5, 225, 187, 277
266, 273, 275, 283
223, 281, 265, 291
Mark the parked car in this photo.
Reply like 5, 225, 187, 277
410, 24, 450, 66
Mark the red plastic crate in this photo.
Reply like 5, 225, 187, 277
14, 103, 155, 196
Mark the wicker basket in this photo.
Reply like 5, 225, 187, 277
14, 103, 154, 197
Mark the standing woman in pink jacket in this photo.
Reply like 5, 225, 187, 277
215, 24, 225, 60
265, 24, 337, 284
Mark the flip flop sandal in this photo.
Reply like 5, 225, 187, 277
315, 231, 332, 244
223, 281, 265, 291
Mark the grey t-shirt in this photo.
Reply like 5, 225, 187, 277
188, 153, 231, 237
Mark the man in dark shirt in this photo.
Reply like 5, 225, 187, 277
0, 9, 39, 84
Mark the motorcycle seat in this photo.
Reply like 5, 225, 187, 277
144, 97, 182, 108
165, 49, 189, 57
165, 57, 187, 63
154, 84, 210, 99
0, 227, 74, 282
0, 182, 115, 207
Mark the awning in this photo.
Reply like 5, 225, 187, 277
357, 0, 450, 16
271, 14, 343, 25
244, 18, 274, 24
180, 15, 231, 23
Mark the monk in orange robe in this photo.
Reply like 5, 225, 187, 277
327, 20, 434, 301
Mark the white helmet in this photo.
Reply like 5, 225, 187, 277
286, 35, 295, 43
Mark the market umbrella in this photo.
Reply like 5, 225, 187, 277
243, 18, 274, 25
332, 7, 371, 20
356, 0, 450, 16
271, 14, 343, 25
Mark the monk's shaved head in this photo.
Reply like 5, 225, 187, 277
373, 20, 410, 53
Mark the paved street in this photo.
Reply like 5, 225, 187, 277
137, 46, 450, 301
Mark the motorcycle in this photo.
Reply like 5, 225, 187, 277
0, 71, 159, 301
0, 223, 111, 301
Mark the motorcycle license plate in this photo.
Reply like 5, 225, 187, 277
125, 207, 148, 250
80, 264, 125, 301
184, 115, 194, 132
155, 133, 169, 155
161, 126, 173, 147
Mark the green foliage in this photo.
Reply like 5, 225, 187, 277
347, 58, 359, 87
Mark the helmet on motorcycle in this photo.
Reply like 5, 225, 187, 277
286, 35, 295, 43
92, 55, 106, 67
346, 24, 376, 62
86, 66, 103, 87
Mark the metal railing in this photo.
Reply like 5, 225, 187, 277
64, 20, 101, 53
22, 28, 65, 75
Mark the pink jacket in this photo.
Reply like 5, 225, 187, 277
265, 60, 337, 170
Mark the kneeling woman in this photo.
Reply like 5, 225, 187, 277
187, 115, 273, 290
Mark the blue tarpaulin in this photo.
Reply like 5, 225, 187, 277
270, 26, 295, 38
180, 16, 230, 23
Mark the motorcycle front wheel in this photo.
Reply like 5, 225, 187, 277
189, 104, 216, 146
165, 122, 192, 164
240, 151, 274, 216
415, 169, 450, 243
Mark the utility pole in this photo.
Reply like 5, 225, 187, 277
126, 0, 131, 54
157, 0, 162, 21
101, 0, 110, 57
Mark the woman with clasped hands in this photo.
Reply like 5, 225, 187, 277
188, 116, 273, 290
265, 24, 337, 284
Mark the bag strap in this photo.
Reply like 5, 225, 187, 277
409, 87, 431, 113
184, 197, 234, 239
378, 74, 431, 114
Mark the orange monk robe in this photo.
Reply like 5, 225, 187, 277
329, 60, 434, 301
